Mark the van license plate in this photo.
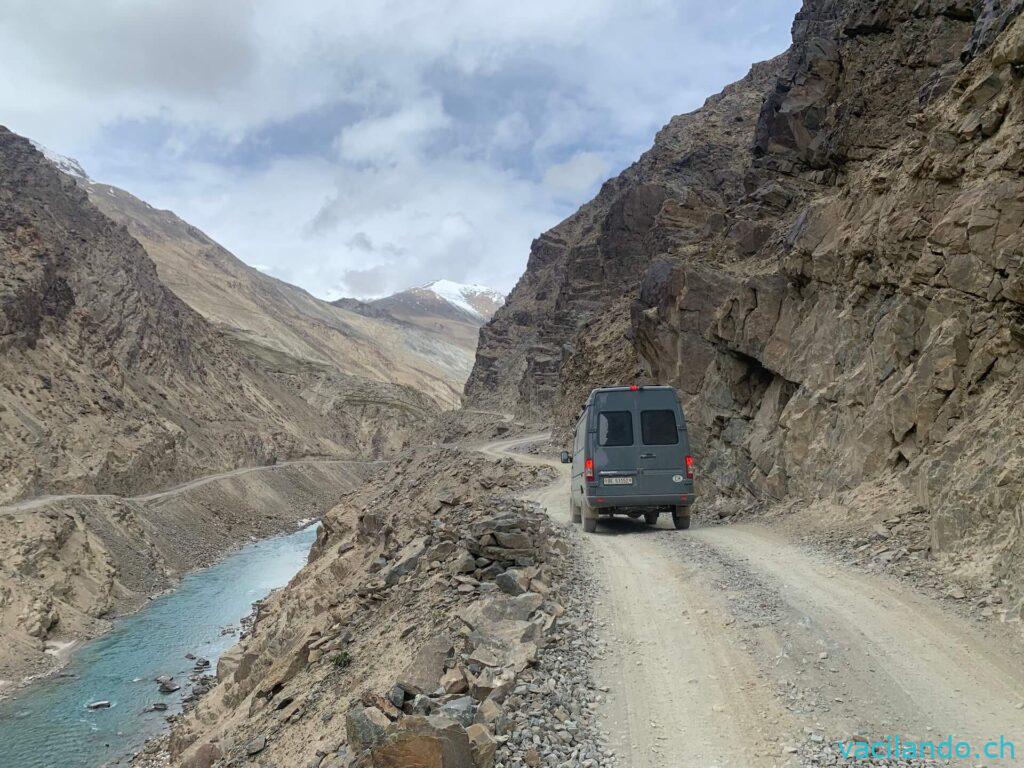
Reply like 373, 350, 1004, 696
603, 476, 633, 485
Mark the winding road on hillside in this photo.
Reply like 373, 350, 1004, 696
0, 456, 371, 513
482, 433, 1024, 767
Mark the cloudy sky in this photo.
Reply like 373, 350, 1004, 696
1, 0, 799, 300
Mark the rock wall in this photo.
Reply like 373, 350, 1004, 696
464, 56, 787, 417
468, 0, 1024, 607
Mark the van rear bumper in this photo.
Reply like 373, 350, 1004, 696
585, 491, 694, 509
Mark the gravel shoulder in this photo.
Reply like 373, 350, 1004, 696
489, 434, 1024, 767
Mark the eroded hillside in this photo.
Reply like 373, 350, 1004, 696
467, 0, 1024, 610
85, 183, 470, 409
1, 131, 439, 505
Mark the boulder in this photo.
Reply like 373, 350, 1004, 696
245, 736, 266, 755
400, 634, 453, 693
439, 695, 477, 727
492, 532, 531, 550
386, 538, 427, 585
467, 724, 496, 768
493, 572, 525, 596
347, 704, 392, 753
353, 715, 474, 768
440, 667, 468, 694
453, 551, 478, 574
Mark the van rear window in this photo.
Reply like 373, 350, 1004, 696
641, 410, 678, 445
598, 411, 633, 446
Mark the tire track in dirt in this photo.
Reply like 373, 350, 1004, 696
485, 433, 1024, 767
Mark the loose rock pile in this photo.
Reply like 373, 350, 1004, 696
131, 446, 613, 768
340, 507, 568, 768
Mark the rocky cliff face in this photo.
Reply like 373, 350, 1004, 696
468, 1, 1024, 608
465, 55, 787, 416
1, 129, 312, 501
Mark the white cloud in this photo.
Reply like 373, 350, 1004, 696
334, 97, 451, 164
0, 0, 802, 298
543, 152, 611, 197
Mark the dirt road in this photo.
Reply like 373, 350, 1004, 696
483, 434, 1024, 767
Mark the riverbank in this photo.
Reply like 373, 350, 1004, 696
0, 523, 322, 768
0, 458, 378, 690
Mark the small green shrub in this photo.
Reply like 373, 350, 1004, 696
331, 651, 352, 669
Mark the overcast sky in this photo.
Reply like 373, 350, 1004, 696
1, 0, 800, 300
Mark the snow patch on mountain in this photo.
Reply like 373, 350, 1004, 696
422, 279, 504, 320
30, 141, 90, 181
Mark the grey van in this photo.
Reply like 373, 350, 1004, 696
559, 385, 695, 532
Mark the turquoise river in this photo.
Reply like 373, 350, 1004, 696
0, 523, 319, 768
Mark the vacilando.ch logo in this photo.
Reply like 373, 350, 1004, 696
837, 735, 1017, 762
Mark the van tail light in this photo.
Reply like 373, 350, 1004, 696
584, 458, 595, 482
685, 455, 694, 479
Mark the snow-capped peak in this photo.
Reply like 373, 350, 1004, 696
29, 140, 90, 181
421, 279, 504, 320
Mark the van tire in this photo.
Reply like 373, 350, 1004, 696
672, 508, 691, 530
643, 511, 659, 526
582, 507, 598, 533
571, 499, 582, 524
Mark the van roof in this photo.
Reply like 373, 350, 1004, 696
588, 385, 675, 395
575, 385, 683, 423
585, 385, 679, 405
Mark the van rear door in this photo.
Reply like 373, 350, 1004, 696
635, 390, 690, 498
591, 390, 639, 498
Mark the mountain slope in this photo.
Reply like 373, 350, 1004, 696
0, 128, 339, 503
83, 185, 469, 409
0, 128, 444, 683
468, 0, 1024, 609
359, 280, 505, 362
1, 130, 440, 505
375, 279, 504, 323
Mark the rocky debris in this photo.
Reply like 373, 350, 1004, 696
340, 497, 573, 768
158, 678, 181, 694
128, 445, 567, 768
352, 714, 476, 768
320, 480, 610, 768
